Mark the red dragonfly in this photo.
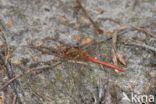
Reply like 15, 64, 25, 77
61, 47, 125, 72
30, 39, 125, 72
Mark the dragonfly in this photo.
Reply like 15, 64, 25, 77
29, 37, 125, 72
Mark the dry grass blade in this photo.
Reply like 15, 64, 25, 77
112, 31, 118, 72
111, 31, 127, 71
116, 53, 127, 65
99, 18, 121, 25
12, 95, 17, 104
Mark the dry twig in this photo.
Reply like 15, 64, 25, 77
132, 26, 156, 38
125, 41, 156, 53
0, 18, 23, 104
0, 62, 61, 91
75, 0, 103, 34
